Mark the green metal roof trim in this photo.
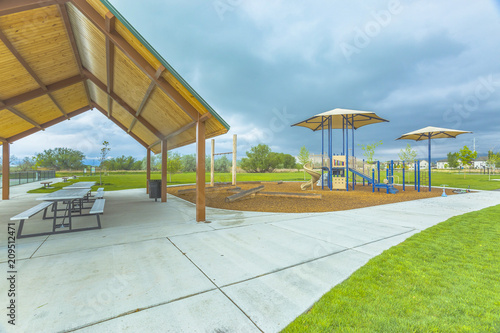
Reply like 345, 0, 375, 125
101, 0, 230, 131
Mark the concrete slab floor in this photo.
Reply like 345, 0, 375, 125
0, 186, 499, 332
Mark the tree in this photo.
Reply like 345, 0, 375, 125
447, 152, 459, 169
297, 146, 311, 180
99, 141, 110, 185
240, 144, 272, 173
18, 157, 36, 171
167, 152, 182, 181
359, 141, 382, 163
487, 150, 500, 180
35, 148, 85, 170
398, 143, 417, 164
458, 146, 477, 179
181, 154, 196, 172
214, 155, 231, 173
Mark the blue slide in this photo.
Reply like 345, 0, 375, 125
349, 168, 399, 194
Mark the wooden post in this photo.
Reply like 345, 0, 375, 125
161, 140, 167, 203
196, 121, 206, 222
2, 143, 9, 200
232, 134, 237, 186
146, 148, 151, 194
210, 139, 215, 187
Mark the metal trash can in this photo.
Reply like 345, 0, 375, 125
149, 179, 162, 201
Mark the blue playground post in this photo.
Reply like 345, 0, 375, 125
377, 161, 381, 192
321, 116, 324, 190
390, 160, 394, 185
345, 116, 349, 192
417, 160, 421, 192
403, 161, 405, 191
386, 168, 389, 194
372, 169, 375, 192
363, 159, 365, 186
352, 116, 355, 190
414, 161, 417, 190
428, 136, 432, 192
328, 117, 332, 190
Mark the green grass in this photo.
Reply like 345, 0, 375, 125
283, 204, 500, 333
27, 171, 305, 193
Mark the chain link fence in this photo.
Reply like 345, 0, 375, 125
0, 170, 56, 188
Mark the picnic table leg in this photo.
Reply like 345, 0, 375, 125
52, 202, 58, 232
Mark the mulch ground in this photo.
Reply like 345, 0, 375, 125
167, 181, 452, 213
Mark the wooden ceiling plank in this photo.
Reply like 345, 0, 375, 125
0, 0, 70, 17
83, 68, 164, 140
128, 65, 165, 133
7, 106, 90, 143
4, 105, 42, 129
58, 4, 93, 108
0, 27, 69, 118
72, 0, 200, 121
93, 103, 149, 149
0, 75, 84, 111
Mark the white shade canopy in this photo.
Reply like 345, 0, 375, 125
291, 108, 389, 131
396, 126, 472, 141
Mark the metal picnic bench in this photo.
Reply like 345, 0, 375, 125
10, 183, 106, 239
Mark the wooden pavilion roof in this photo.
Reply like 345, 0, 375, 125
0, 0, 229, 153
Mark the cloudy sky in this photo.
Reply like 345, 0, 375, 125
11, 0, 500, 163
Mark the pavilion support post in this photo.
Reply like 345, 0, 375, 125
232, 134, 237, 186
2, 143, 9, 200
146, 148, 151, 194
210, 139, 215, 187
196, 120, 206, 222
161, 140, 167, 203
428, 136, 431, 192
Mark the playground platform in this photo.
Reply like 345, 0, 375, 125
1, 185, 499, 332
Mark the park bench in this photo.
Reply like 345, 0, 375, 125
10, 202, 53, 238
40, 181, 52, 188
89, 199, 105, 227
95, 188, 104, 199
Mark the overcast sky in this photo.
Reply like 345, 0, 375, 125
11, 0, 500, 163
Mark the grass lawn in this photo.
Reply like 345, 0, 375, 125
27, 171, 306, 193
283, 204, 500, 332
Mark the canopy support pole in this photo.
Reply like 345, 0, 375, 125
196, 120, 206, 222
328, 116, 332, 191
210, 139, 215, 187
2, 143, 9, 200
428, 135, 431, 192
321, 116, 324, 190
345, 116, 349, 192
232, 134, 237, 186
146, 148, 151, 194
161, 140, 167, 202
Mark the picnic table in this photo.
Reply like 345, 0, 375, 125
41, 181, 52, 188
64, 181, 96, 189
11, 186, 105, 238
62, 177, 69, 182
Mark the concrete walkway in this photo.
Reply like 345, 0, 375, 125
1, 184, 499, 332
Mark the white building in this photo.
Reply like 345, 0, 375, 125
473, 156, 488, 169
436, 159, 448, 169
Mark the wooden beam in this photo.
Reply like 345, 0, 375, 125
146, 148, 151, 194
232, 134, 237, 186
84, 69, 165, 140
128, 65, 165, 133
93, 103, 149, 149
0, 137, 8, 143
0, 0, 70, 17
4, 105, 42, 129
7, 106, 91, 143
72, 0, 200, 121
196, 120, 206, 222
161, 140, 167, 203
105, 12, 115, 118
0, 75, 84, 111
211, 139, 215, 187
0, 28, 68, 117
2, 142, 9, 200
57, 3, 92, 107
147, 112, 214, 150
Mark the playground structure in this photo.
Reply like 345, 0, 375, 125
293, 108, 402, 194
210, 134, 237, 187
